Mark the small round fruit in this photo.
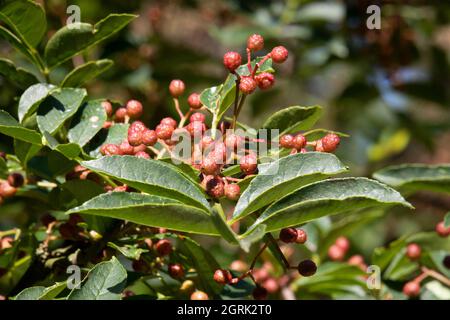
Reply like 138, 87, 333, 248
348, 255, 365, 267
186, 121, 206, 137
168, 263, 185, 279
255, 72, 275, 90
201, 156, 221, 175
156, 124, 174, 140
240, 154, 257, 175
225, 134, 244, 151
205, 176, 225, 198
188, 93, 202, 110
271, 46, 288, 63
335, 236, 350, 252
169, 79, 185, 98
224, 184, 240, 201
7, 173, 24, 188
230, 260, 248, 273
295, 229, 307, 244
292, 134, 307, 150
279, 134, 295, 149
127, 131, 142, 147
213, 269, 233, 285
247, 34, 264, 51
239, 76, 257, 94
406, 243, 421, 261
328, 244, 345, 261
190, 291, 209, 300
126, 100, 143, 119
252, 286, 268, 300
403, 281, 420, 297
263, 278, 279, 294
321, 133, 340, 152
223, 51, 242, 72
279, 228, 298, 243
115, 107, 128, 122
100, 144, 121, 156
102, 100, 113, 117
135, 151, 150, 159
142, 129, 157, 146
436, 221, 450, 237
119, 140, 134, 155
297, 259, 317, 277
189, 112, 206, 123
155, 239, 172, 256
160, 117, 178, 128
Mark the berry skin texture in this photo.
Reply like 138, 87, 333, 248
252, 286, 268, 300
239, 76, 257, 94
189, 112, 206, 123
247, 34, 264, 51
279, 228, 298, 243
348, 255, 365, 267
126, 100, 143, 119
335, 236, 350, 252
213, 269, 233, 285
321, 133, 340, 152
223, 51, 242, 72
255, 72, 275, 90
100, 144, 121, 156
190, 291, 209, 300
127, 131, 142, 147
201, 156, 221, 175
225, 134, 244, 151
115, 107, 128, 122
119, 140, 134, 155
297, 259, 317, 277
142, 129, 157, 146
240, 154, 257, 175
279, 134, 295, 149
156, 124, 175, 140
168, 263, 185, 279
436, 221, 450, 237
169, 79, 185, 98
186, 121, 206, 137
224, 184, 241, 201
155, 239, 172, 256
295, 229, 308, 244
135, 151, 150, 159
271, 46, 289, 63
403, 281, 420, 297
205, 176, 225, 198
406, 243, 421, 260
188, 93, 202, 109
328, 244, 345, 261
160, 117, 178, 128
102, 100, 113, 117
7, 173, 24, 188
293, 134, 307, 150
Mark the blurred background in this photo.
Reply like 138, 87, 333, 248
1, 0, 449, 264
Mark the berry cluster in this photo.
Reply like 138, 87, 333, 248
279, 132, 340, 154
0, 172, 24, 205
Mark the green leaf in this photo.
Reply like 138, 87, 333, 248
86, 123, 128, 157
81, 156, 210, 210
0, 0, 46, 47
373, 164, 450, 194
37, 87, 87, 135
107, 242, 148, 260
68, 192, 218, 236
68, 257, 127, 300
232, 152, 348, 222
14, 286, 45, 300
0, 156, 6, 178
444, 212, 450, 228
0, 25, 36, 63
68, 100, 107, 147
262, 105, 323, 137
61, 59, 113, 87
18, 83, 55, 122
45, 14, 137, 69
199, 84, 222, 114
176, 237, 222, 295
42, 132, 82, 160
38, 282, 67, 300
0, 110, 42, 144
247, 177, 411, 234
14, 139, 41, 166
0, 58, 38, 89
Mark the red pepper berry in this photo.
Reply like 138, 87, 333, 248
190, 291, 209, 300
142, 129, 157, 146
201, 156, 221, 175
295, 229, 307, 244
205, 175, 225, 198
133, 144, 147, 154
168, 263, 185, 279
0, 152, 6, 160
406, 243, 421, 260
200, 136, 215, 150
321, 133, 340, 152
7, 173, 24, 188
186, 121, 206, 137
115, 107, 128, 122
335, 236, 350, 252
240, 154, 257, 175
239, 76, 257, 94
213, 269, 233, 285
101, 100, 113, 117
255, 72, 275, 90
252, 286, 268, 300
271, 46, 289, 63
224, 134, 244, 151
135, 151, 150, 159
155, 239, 172, 256
169, 79, 185, 98
223, 51, 242, 72
188, 93, 202, 110
297, 259, 317, 277
279, 228, 298, 243
247, 34, 264, 51
189, 112, 205, 123
100, 144, 122, 156
0, 181, 16, 198
160, 117, 178, 128
348, 255, 365, 267
156, 124, 175, 140
436, 221, 450, 237
127, 130, 143, 147
328, 244, 345, 261
126, 100, 143, 119
263, 278, 279, 294
224, 184, 241, 201
279, 134, 295, 149
130, 121, 147, 132
403, 281, 420, 297
119, 140, 134, 155
293, 134, 307, 150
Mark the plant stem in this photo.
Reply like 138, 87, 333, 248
231, 77, 241, 130
173, 98, 184, 120
422, 267, 450, 286
250, 242, 269, 269
267, 234, 291, 269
